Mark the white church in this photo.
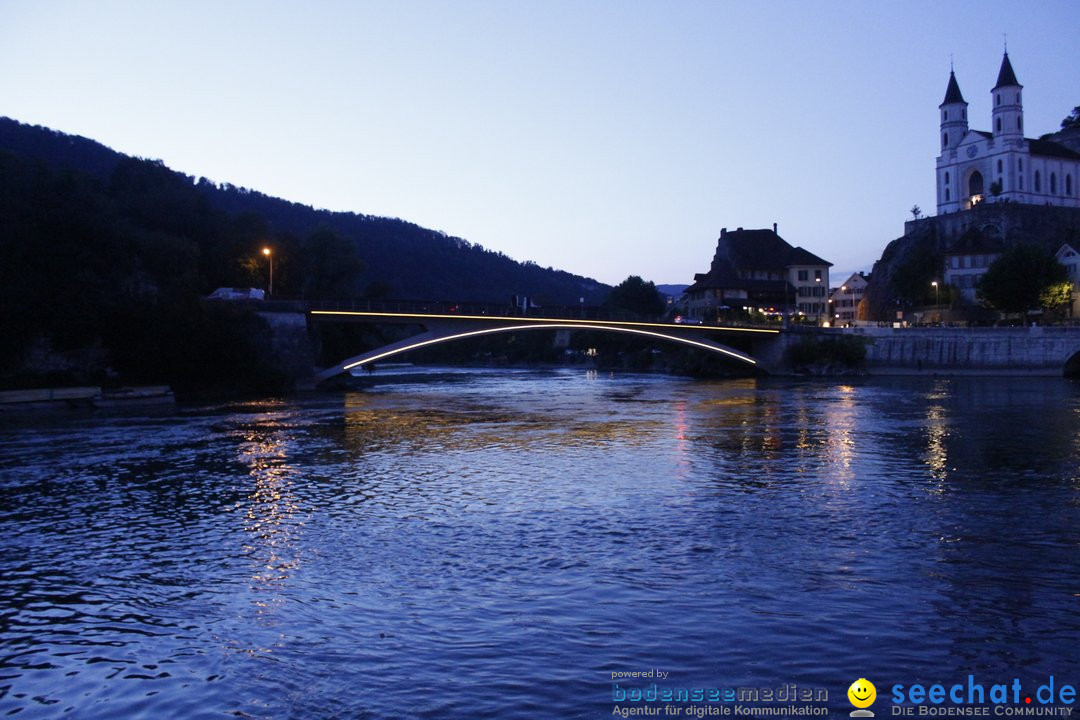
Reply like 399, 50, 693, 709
937, 52, 1080, 214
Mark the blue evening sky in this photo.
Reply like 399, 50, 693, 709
1, 1, 1077, 287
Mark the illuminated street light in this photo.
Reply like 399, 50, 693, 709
816, 276, 822, 325
262, 247, 273, 297
931, 280, 940, 322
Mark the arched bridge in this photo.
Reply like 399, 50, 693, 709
309, 308, 783, 383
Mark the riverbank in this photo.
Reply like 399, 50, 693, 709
0, 385, 175, 413
843, 325, 1080, 377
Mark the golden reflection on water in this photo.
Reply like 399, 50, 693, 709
673, 399, 691, 477
691, 379, 787, 460
820, 384, 858, 485
234, 415, 302, 596
342, 391, 665, 454
924, 380, 952, 485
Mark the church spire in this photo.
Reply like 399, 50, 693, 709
991, 51, 1023, 141
942, 70, 966, 105
994, 51, 1020, 90
939, 68, 968, 153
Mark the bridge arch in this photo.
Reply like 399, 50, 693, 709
1065, 348, 1080, 378
315, 322, 763, 383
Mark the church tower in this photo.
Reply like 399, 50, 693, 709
937, 69, 969, 212
939, 70, 968, 153
991, 52, 1023, 145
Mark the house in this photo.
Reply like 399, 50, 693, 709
685, 225, 831, 323
943, 228, 1003, 303
828, 272, 869, 326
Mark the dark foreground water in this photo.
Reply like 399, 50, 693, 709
2, 369, 1080, 719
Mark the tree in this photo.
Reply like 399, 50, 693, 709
910, 205, 922, 220
1062, 106, 1080, 130
978, 244, 1068, 315
299, 226, 365, 299
604, 275, 665, 316
1040, 281, 1074, 317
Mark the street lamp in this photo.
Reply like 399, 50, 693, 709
931, 280, 939, 322
262, 247, 273, 297
816, 276, 822, 325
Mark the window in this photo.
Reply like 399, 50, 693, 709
996, 94, 1001, 106
1017, 117, 1022, 131
1035, 171, 1041, 193
814, 269, 822, 280
943, 111, 947, 122
1019, 175, 1024, 190
1051, 173, 1057, 194
963, 108, 967, 120
797, 270, 808, 281
945, 188, 951, 201
969, 171, 984, 197
996, 118, 1002, 133
1018, 159, 1023, 172
1067, 175, 1074, 196
943, 133, 948, 148
997, 160, 1003, 173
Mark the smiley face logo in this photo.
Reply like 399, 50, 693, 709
847, 678, 877, 715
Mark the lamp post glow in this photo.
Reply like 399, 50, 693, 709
262, 247, 273, 297
816, 276, 822, 325
931, 280, 939, 322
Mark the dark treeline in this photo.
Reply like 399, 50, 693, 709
0, 117, 609, 392
0, 117, 608, 304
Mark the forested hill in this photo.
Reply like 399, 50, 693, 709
0, 116, 608, 305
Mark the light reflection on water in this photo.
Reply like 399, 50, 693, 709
1, 370, 1080, 719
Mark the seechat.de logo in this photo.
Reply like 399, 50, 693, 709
848, 678, 877, 717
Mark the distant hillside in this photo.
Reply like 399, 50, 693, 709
0, 116, 608, 305
656, 284, 688, 297
0, 116, 613, 392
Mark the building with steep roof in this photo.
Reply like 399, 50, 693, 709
937, 52, 1080, 214
943, 227, 1004, 302
828, 272, 869, 326
685, 226, 831, 323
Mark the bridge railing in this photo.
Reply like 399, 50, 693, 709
291, 297, 787, 330
304, 298, 668, 324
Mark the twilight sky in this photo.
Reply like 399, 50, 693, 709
2, 0, 1078, 287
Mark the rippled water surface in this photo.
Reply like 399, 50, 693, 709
2, 369, 1080, 718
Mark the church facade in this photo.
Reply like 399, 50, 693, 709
936, 52, 1080, 215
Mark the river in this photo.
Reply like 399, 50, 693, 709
2, 368, 1079, 718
